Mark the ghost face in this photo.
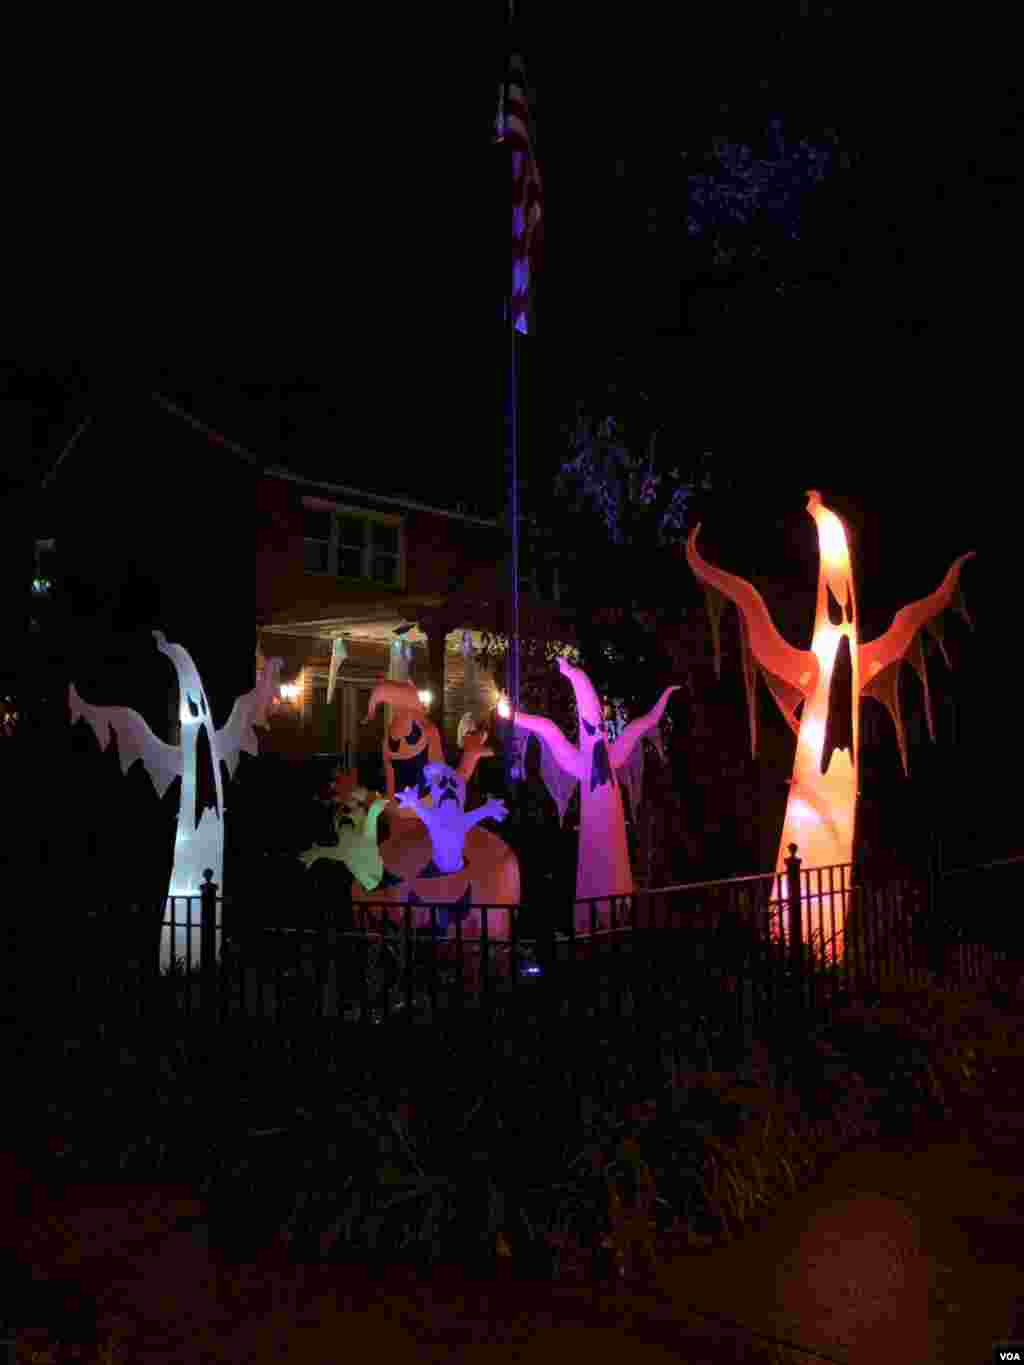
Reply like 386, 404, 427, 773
423, 763, 466, 816
388, 715, 436, 799
337, 785, 373, 832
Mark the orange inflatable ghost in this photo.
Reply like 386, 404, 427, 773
365, 679, 444, 819
686, 491, 974, 958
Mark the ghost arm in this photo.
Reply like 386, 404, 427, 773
364, 796, 389, 843
686, 526, 816, 694
462, 797, 508, 829
455, 729, 494, 785
215, 658, 283, 779
511, 709, 585, 780
859, 551, 974, 775
686, 525, 817, 756
68, 684, 182, 799
393, 786, 427, 819
608, 686, 680, 770
426, 721, 444, 764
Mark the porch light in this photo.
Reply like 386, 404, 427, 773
417, 689, 433, 707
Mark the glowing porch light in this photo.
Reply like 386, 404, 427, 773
279, 681, 301, 702
497, 694, 511, 720
417, 689, 433, 707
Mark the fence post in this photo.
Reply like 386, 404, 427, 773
200, 869, 218, 1022
785, 843, 804, 995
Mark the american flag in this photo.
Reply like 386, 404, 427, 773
497, 46, 542, 334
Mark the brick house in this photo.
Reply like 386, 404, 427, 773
17, 389, 853, 884
20, 389, 584, 773
252, 463, 582, 771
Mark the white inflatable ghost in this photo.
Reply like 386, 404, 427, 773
69, 631, 282, 969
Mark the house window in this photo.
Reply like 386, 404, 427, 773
302, 502, 403, 587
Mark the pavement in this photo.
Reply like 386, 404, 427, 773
4, 1062, 1023, 1363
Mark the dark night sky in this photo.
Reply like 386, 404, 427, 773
2, 3, 1016, 614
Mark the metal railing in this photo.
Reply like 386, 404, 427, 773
3, 848, 1019, 1065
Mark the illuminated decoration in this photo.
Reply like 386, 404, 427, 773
0, 697, 17, 738
417, 689, 433, 707
509, 698, 647, 830
326, 635, 347, 706
69, 632, 283, 969
686, 491, 974, 957
279, 681, 301, 702
352, 723, 518, 940
394, 766, 508, 875
298, 770, 390, 892
365, 678, 444, 820
514, 659, 680, 930
457, 630, 480, 751
389, 632, 414, 683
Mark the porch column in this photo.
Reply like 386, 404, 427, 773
422, 620, 449, 744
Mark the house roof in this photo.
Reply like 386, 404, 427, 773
266, 464, 500, 529
30, 390, 504, 530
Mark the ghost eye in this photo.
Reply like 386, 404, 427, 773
582, 719, 597, 736
186, 693, 200, 718
199, 693, 208, 717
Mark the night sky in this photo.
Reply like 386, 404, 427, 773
1, 3, 1015, 624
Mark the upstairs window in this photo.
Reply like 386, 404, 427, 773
302, 502, 403, 587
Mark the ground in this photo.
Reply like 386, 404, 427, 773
5, 1056, 1023, 1363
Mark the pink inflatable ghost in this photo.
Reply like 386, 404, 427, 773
514, 659, 679, 931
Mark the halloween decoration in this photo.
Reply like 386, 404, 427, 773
513, 659, 680, 930
518, 699, 648, 828
297, 769, 394, 892
394, 765, 508, 874
326, 635, 347, 705
686, 491, 974, 957
365, 678, 444, 819
69, 632, 282, 968
352, 722, 519, 943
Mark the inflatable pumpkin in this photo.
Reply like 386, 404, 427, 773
352, 713, 519, 944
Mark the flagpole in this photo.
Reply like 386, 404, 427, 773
501, 0, 523, 789
504, 308, 522, 786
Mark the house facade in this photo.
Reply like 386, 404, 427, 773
252, 463, 583, 769
20, 389, 946, 884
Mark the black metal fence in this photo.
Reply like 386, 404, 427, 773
5, 848, 1020, 1066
